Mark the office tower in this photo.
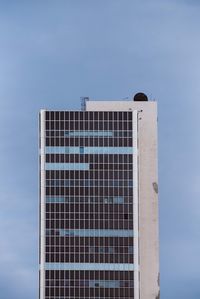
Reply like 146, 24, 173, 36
39, 93, 159, 299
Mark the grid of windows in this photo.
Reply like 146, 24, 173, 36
44, 270, 134, 298
40, 111, 134, 299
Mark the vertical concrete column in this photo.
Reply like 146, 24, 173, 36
40, 110, 46, 299
133, 110, 139, 299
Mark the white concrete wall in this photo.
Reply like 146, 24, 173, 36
86, 100, 160, 299
39, 110, 46, 299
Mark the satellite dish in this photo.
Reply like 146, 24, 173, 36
134, 92, 148, 101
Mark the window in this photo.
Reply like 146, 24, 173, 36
113, 197, 124, 204
80, 147, 84, 154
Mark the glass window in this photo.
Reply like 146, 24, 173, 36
113, 197, 124, 204
80, 146, 84, 154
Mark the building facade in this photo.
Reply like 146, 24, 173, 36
39, 96, 159, 299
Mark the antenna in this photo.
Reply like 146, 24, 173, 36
81, 97, 89, 111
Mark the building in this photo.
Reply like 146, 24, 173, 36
39, 93, 159, 299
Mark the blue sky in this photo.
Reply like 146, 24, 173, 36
0, 1, 200, 298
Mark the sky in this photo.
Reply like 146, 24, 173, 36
0, 0, 200, 298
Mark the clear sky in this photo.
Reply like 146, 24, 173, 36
0, 1, 199, 298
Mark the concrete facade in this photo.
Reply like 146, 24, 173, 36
86, 100, 159, 299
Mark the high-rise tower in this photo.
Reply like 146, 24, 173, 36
39, 94, 159, 299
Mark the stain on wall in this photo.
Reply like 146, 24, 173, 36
153, 182, 158, 194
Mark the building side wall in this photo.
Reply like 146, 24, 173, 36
86, 101, 159, 299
